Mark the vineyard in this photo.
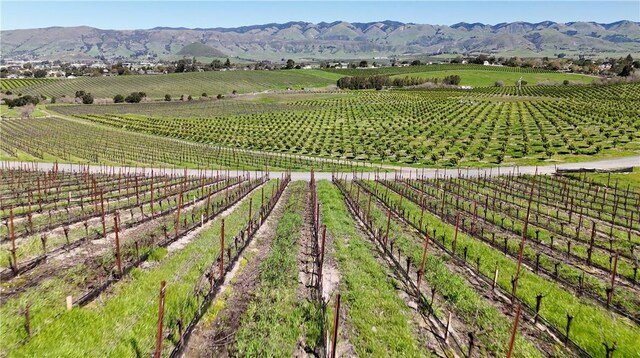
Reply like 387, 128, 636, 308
0, 116, 366, 171
2, 70, 340, 99
0, 78, 58, 91
47, 84, 640, 167
2, 165, 638, 357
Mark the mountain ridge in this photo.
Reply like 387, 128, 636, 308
2, 20, 639, 61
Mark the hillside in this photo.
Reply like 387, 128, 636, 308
1, 20, 639, 61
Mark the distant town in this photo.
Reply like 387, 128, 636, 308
1, 54, 637, 79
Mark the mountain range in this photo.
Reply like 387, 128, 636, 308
1, 20, 639, 62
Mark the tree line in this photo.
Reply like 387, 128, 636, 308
336, 75, 461, 90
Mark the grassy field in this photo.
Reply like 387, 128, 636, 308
7, 70, 342, 99
0, 104, 49, 118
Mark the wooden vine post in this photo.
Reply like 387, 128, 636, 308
512, 174, 536, 303
220, 219, 225, 278
175, 190, 183, 237
9, 208, 18, 274
417, 232, 430, 290
384, 209, 391, 246
247, 198, 253, 236
154, 281, 167, 358
607, 251, 619, 307
150, 171, 154, 215
100, 191, 106, 239
114, 214, 123, 277
330, 293, 341, 358
506, 303, 522, 358
452, 212, 460, 255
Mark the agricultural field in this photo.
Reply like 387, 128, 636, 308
2, 70, 341, 100
0, 78, 58, 91
46, 82, 640, 168
2, 165, 638, 357
0, 116, 364, 171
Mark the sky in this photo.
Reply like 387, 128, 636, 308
1, 1, 639, 31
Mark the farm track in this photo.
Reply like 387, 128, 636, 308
168, 175, 290, 357
2, 155, 640, 181
341, 187, 467, 357
182, 184, 293, 357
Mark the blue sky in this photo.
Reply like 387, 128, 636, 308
1, 1, 638, 30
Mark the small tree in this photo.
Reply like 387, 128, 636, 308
50, 96, 56, 104
201, 92, 208, 98
187, 95, 193, 101
285, 59, 295, 69
164, 94, 171, 101
81, 93, 94, 104
75, 90, 86, 98
19, 104, 35, 119
216, 94, 224, 99
113, 94, 125, 103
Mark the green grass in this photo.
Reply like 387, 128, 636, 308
11, 70, 340, 99
316, 180, 434, 357
7, 180, 278, 357
0, 104, 48, 118
342, 179, 545, 357
565, 167, 640, 191
390, 70, 593, 87
234, 182, 323, 355
360, 180, 640, 357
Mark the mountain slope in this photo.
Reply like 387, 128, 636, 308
1, 20, 638, 61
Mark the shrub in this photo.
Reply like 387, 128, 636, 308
81, 93, 94, 104
164, 94, 171, 101
125, 92, 146, 103
113, 94, 125, 103
495, 80, 504, 87
442, 75, 461, 85
4, 95, 40, 108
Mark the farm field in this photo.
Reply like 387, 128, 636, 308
2, 165, 638, 357
45, 82, 640, 168
0, 78, 58, 91
2, 69, 341, 100
0, 116, 366, 171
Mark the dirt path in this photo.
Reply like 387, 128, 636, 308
4, 156, 639, 181
182, 185, 292, 357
